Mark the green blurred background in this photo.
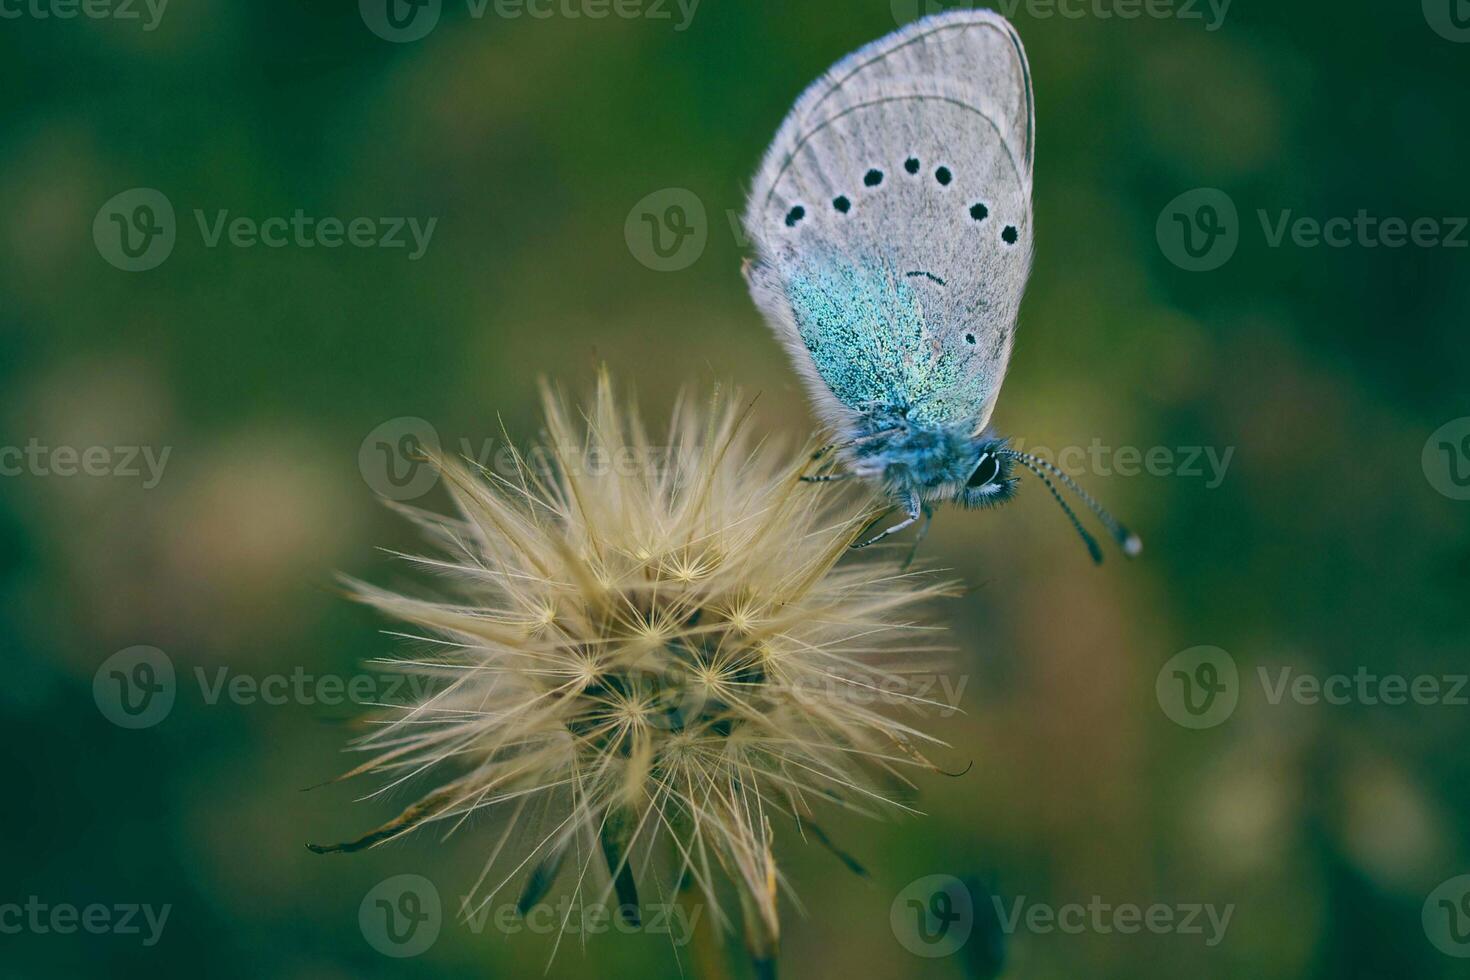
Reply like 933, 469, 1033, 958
2, 1, 1468, 976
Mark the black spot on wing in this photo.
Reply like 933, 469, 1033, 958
760, 96, 1027, 216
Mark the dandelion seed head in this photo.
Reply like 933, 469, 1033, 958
316, 372, 961, 959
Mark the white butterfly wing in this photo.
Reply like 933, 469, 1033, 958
744, 10, 1035, 434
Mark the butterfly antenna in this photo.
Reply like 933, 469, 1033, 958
1010, 456, 1103, 565
1004, 450, 1142, 557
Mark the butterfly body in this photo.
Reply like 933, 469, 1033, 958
846, 422, 1017, 504
744, 10, 1138, 560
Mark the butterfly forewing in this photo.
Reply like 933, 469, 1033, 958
744, 11, 1036, 434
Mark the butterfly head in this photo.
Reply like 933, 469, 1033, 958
953, 437, 1019, 510
848, 424, 1141, 564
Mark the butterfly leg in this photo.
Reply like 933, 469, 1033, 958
847, 425, 904, 449
900, 504, 934, 569
852, 494, 921, 549
800, 472, 853, 484
812, 426, 903, 462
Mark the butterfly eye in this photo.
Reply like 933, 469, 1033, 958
967, 454, 1000, 488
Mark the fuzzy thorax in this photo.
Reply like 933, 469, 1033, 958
846, 421, 1018, 508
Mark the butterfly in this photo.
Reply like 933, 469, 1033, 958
742, 9, 1140, 563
